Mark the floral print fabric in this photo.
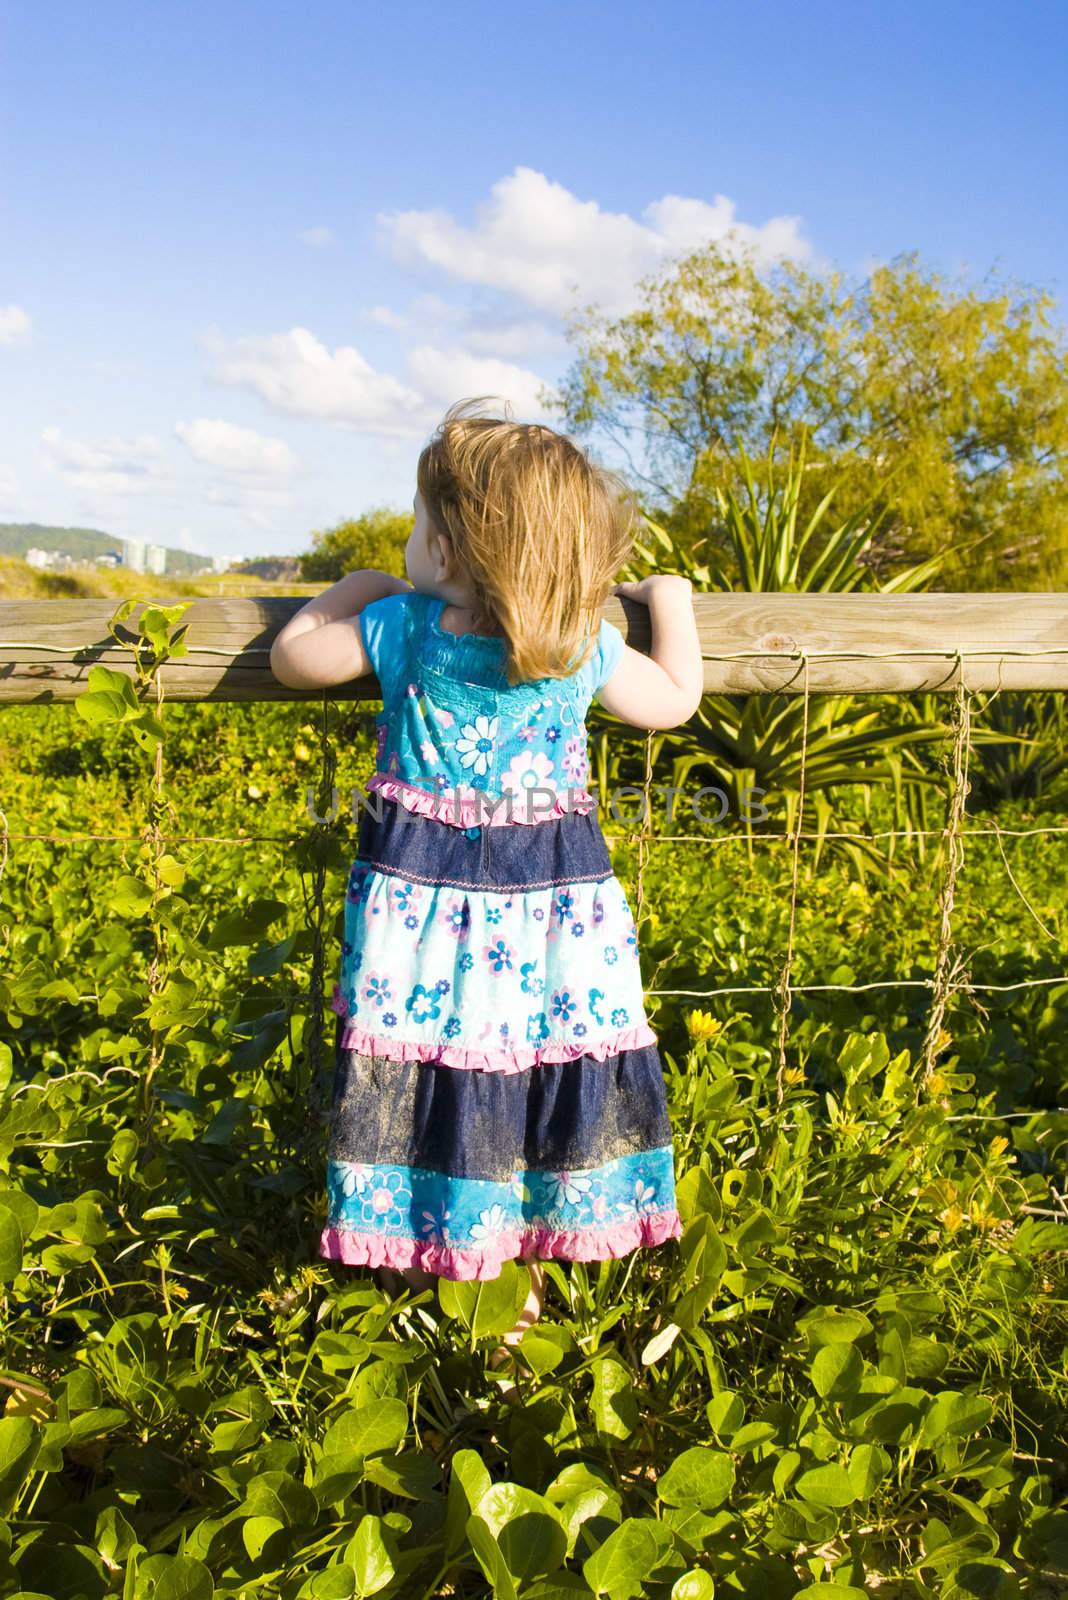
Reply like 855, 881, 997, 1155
321, 1147, 681, 1282
357, 591, 625, 825
330, 869, 651, 1070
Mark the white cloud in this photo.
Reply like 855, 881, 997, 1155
366, 295, 563, 360
407, 346, 550, 419
204, 325, 428, 436
175, 417, 302, 478
460, 317, 566, 359
0, 305, 32, 345
204, 478, 296, 532
202, 169, 813, 446
365, 304, 408, 330
204, 321, 551, 434
378, 166, 812, 317
363, 293, 466, 333
300, 226, 334, 249
42, 426, 168, 496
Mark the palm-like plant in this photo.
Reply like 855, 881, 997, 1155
606, 433, 969, 874
708, 430, 947, 595
967, 690, 1068, 807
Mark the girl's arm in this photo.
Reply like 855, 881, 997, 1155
269, 569, 413, 690
598, 575, 704, 729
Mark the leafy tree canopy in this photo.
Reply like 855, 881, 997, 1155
551, 240, 1068, 589
298, 506, 412, 584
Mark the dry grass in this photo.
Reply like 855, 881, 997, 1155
0, 556, 322, 601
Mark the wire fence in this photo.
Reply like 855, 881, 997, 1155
2, 635, 1067, 1144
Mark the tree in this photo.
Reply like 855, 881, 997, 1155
298, 507, 413, 584
551, 240, 1068, 588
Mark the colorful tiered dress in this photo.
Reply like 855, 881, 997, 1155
319, 589, 682, 1281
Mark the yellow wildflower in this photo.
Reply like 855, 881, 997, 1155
940, 1205, 965, 1233
686, 1010, 722, 1041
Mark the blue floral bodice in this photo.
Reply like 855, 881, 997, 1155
357, 590, 625, 826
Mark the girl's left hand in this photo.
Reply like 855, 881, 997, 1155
614, 575, 693, 604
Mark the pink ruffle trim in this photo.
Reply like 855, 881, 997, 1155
366, 773, 599, 829
334, 1011, 657, 1072
319, 1208, 683, 1281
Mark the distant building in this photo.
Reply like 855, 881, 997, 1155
96, 550, 123, 567
25, 547, 78, 570
145, 544, 167, 574
122, 538, 145, 572
212, 553, 231, 573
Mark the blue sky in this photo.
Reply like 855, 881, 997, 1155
2, 0, 1066, 563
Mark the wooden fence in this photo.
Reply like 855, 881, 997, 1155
0, 592, 1066, 703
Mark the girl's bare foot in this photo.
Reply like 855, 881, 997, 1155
488, 1261, 546, 1403
375, 1263, 437, 1297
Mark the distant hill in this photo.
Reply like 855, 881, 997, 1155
0, 522, 218, 575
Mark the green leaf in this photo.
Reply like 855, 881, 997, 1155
590, 1355, 639, 1440
811, 1341, 863, 1399
518, 1332, 566, 1375
920, 1390, 995, 1446
132, 1553, 214, 1600
672, 1573, 716, 1600
346, 1514, 396, 1597
76, 690, 131, 725
129, 710, 166, 753
475, 1483, 568, 1580
242, 1470, 317, 1527
583, 1517, 674, 1599
465, 1514, 518, 1600
95, 1505, 138, 1564
795, 1463, 857, 1508
438, 1261, 529, 1337
656, 1447, 735, 1510
207, 899, 289, 949
362, 1450, 442, 1501
446, 1448, 493, 1559
848, 1443, 891, 1500
705, 1390, 745, 1441
937, 1558, 1022, 1597
241, 1516, 284, 1562
773, 1450, 801, 1496
0, 1417, 41, 1514
794, 1588, 870, 1599
320, 1400, 408, 1469
0, 1207, 25, 1281
798, 1306, 873, 1347
109, 875, 154, 917
297, 1571, 356, 1600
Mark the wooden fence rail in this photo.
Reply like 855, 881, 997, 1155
0, 593, 1066, 703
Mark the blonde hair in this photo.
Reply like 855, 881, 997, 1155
416, 397, 636, 686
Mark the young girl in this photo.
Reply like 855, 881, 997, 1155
270, 399, 703, 1365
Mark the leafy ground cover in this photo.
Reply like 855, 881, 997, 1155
0, 666, 1065, 1598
